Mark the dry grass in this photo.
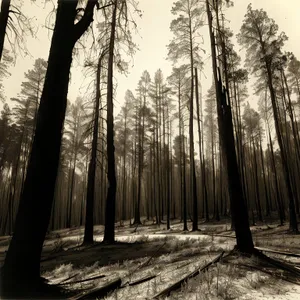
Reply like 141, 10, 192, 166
2, 219, 300, 299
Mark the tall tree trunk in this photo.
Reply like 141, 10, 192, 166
134, 92, 146, 225
206, 0, 254, 253
260, 40, 298, 232
259, 134, 270, 216
0, 0, 10, 61
268, 129, 285, 225
1, 1, 97, 295
83, 53, 103, 244
67, 162, 76, 228
104, 0, 118, 243
122, 136, 127, 222
281, 70, 300, 214
195, 68, 209, 221
187, 10, 198, 231
182, 132, 188, 231
195, 68, 206, 224
178, 83, 187, 231
211, 122, 217, 220
166, 105, 171, 229
100, 111, 106, 224
3, 125, 25, 234
252, 141, 263, 222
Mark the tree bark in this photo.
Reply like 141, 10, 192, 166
0, 0, 10, 61
206, 0, 254, 253
104, 0, 118, 243
67, 163, 76, 228
187, 7, 198, 231
83, 53, 103, 244
1, 0, 97, 296
258, 35, 298, 232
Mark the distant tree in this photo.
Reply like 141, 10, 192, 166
204, 84, 219, 221
0, 104, 21, 234
8, 59, 48, 174
242, 103, 263, 221
64, 97, 87, 229
133, 70, 151, 225
258, 89, 284, 222
287, 55, 300, 102
168, 0, 204, 231
194, 67, 209, 221
0, 0, 33, 61
168, 66, 189, 229
0, 103, 11, 173
238, 4, 298, 232
20, 58, 47, 134
0, 49, 12, 101
115, 90, 134, 222
149, 69, 170, 224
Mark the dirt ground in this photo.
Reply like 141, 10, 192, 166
1, 218, 300, 299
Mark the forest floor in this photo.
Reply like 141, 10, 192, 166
1, 218, 300, 299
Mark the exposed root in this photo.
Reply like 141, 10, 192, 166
0, 276, 71, 299
256, 246, 300, 258
223, 246, 300, 286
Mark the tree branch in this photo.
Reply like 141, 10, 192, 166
73, 0, 98, 43
73, 1, 114, 43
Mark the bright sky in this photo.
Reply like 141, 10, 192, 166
2, 0, 300, 116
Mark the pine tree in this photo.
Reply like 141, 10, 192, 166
206, 0, 254, 252
64, 97, 87, 228
168, 0, 204, 231
238, 4, 298, 232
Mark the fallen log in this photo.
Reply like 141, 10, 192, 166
69, 277, 121, 300
132, 241, 167, 274
255, 247, 300, 258
151, 251, 225, 299
58, 273, 79, 285
128, 274, 157, 286
200, 232, 236, 239
58, 274, 105, 286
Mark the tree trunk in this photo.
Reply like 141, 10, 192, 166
259, 134, 270, 216
187, 13, 198, 231
134, 92, 146, 225
104, 0, 118, 243
195, 68, 209, 222
261, 40, 298, 232
122, 140, 127, 221
206, 0, 254, 253
67, 163, 76, 228
0, 0, 10, 61
166, 105, 171, 230
178, 82, 187, 231
83, 53, 103, 244
182, 132, 188, 231
1, 0, 97, 296
252, 141, 263, 222
268, 129, 285, 225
